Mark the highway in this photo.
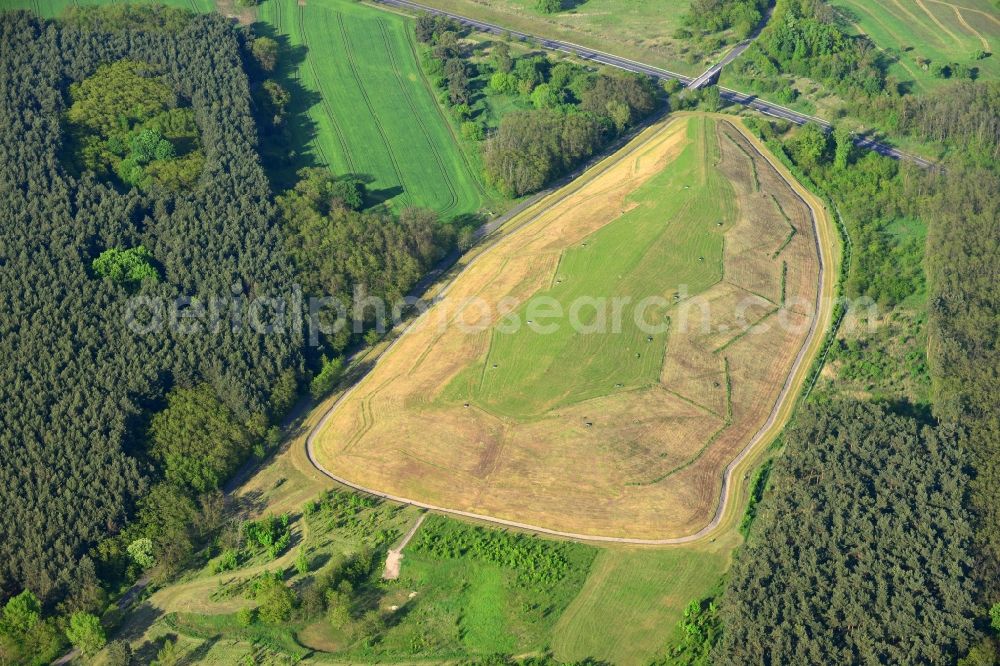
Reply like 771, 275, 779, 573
371, 0, 935, 168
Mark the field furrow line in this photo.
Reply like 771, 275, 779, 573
769, 194, 797, 259
401, 24, 489, 200
627, 422, 730, 487
299, 6, 355, 173
337, 11, 411, 205
713, 307, 779, 353
377, 18, 458, 214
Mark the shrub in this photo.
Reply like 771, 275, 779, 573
489, 71, 518, 95
461, 121, 484, 141
236, 606, 255, 627
65, 612, 106, 657
92, 246, 159, 285
310, 356, 344, 399
126, 537, 155, 569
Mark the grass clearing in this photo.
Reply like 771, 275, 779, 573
313, 113, 825, 539
450, 116, 733, 418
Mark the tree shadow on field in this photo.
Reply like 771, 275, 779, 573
250, 21, 323, 192
133, 631, 176, 665
883, 397, 934, 425
561, 0, 589, 10
366, 185, 406, 208
177, 634, 222, 665
113, 602, 166, 660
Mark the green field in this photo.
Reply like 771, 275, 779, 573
552, 545, 731, 664
258, 0, 487, 215
830, 0, 999, 91
445, 115, 736, 418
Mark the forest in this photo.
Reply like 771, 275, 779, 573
716, 401, 979, 663
924, 162, 1000, 664
0, 6, 461, 662
0, 10, 301, 660
727, 0, 886, 103
684, 0, 769, 39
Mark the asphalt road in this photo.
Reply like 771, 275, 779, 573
371, 0, 935, 168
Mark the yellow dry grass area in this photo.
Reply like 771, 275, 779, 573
312, 114, 822, 538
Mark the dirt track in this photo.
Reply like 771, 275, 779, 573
304, 114, 838, 545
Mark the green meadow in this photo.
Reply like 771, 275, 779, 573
447, 115, 736, 418
552, 545, 732, 664
123, 488, 731, 665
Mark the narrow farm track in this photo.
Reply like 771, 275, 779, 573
377, 18, 459, 214
304, 116, 839, 545
949, 4, 991, 49
336, 11, 412, 205
926, 0, 1000, 28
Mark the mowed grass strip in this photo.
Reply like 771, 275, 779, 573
461, 116, 735, 418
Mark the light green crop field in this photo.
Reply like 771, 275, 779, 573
830, 0, 999, 91
444, 115, 735, 418
258, 0, 487, 216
